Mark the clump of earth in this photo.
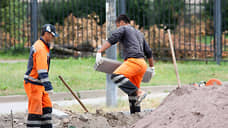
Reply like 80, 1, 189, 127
0, 109, 151, 128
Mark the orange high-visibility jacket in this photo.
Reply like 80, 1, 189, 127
24, 37, 52, 91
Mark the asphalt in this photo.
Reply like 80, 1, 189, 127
0, 86, 176, 102
0, 86, 176, 115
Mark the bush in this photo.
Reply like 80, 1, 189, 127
0, 0, 10, 8
151, 0, 185, 29
124, 0, 185, 29
40, 0, 185, 30
0, 0, 27, 34
40, 0, 106, 25
204, 0, 228, 32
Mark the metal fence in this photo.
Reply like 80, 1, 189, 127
0, 0, 227, 62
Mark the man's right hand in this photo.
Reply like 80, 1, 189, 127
96, 52, 103, 65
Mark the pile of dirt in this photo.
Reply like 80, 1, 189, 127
131, 85, 228, 128
0, 109, 150, 128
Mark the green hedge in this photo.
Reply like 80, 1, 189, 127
0, 0, 28, 47
204, 0, 228, 32
125, 0, 185, 29
40, 0, 185, 29
40, 0, 106, 25
0, 0, 27, 33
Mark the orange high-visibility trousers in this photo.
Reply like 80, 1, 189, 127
114, 58, 147, 88
24, 81, 52, 115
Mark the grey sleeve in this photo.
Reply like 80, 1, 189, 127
143, 38, 153, 58
107, 27, 125, 45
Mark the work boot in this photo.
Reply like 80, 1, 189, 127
135, 91, 147, 106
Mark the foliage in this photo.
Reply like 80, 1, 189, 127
204, 0, 228, 32
40, 0, 185, 29
150, 0, 185, 29
0, 0, 10, 8
0, 0, 27, 34
40, 0, 106, 25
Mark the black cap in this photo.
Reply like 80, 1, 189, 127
42, 24, 59, 37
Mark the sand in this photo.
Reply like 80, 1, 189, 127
131, 85, 228, 128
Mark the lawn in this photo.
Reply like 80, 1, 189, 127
0, 57, 228, 96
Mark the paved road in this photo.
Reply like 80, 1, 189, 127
0, 92, 169, 116
0, 86, 175, 115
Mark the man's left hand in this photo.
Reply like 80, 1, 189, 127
46, 89, 54, 95
149, 67, 156, 77
96, 52, 103, 65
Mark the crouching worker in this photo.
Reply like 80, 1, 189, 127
96, 15, 155, 114
24, 24, 58, 128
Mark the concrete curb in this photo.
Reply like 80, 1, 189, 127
0, 86, 176, 103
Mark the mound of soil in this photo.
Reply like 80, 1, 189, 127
0, 109, 151, 128
131, 85, 228, 128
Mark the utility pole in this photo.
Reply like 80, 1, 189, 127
214, 0, 221, 65
118, 0, 126, 59
31, 0, 38, 45
106, 0, 117, 107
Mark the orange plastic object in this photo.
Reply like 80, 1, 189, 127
205, 78, 223, 86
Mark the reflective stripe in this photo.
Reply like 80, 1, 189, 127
41, 120, 52, 124
116, 78, 129, 87
41, 113, 51, 118
24, 75, 41, 83
41, 77, 49, 83
32, 46, 36, 52
128, 96, 138, 100
27, 120, 41, 125
135, 103, 141, 107
38, 69, 48, 74
112, 75, 125, 83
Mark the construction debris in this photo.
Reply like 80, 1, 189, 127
0, 110, 151, 128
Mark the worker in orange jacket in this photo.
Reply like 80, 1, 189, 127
24, 24, 58, 128
96, 15, 155, 114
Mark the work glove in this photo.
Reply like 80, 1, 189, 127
46, 89, 54, 95
96, 52, 103, 65
149, 67, 156, 77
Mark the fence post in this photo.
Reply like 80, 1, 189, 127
106, 0, 117, 107
214, 0, 222, 65
31, 0, 38, 45
119, 0, 126, 14
118, 0, 126, 59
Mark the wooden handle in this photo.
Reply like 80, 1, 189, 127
58, 76, 89, 112
167, 29, 181, 88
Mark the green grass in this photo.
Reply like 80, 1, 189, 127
0, 49, 29, 59
197, 35, 213, 45
0, 57, 228, 95
197, 35, 228, 45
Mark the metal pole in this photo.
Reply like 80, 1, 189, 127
119, 0, 126, 14
31, 0, 38, 45
106, 0, 117, 107
118, 0, 126, 59
214, 0, 221, 65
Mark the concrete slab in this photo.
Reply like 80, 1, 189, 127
94, 57, 153, 83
